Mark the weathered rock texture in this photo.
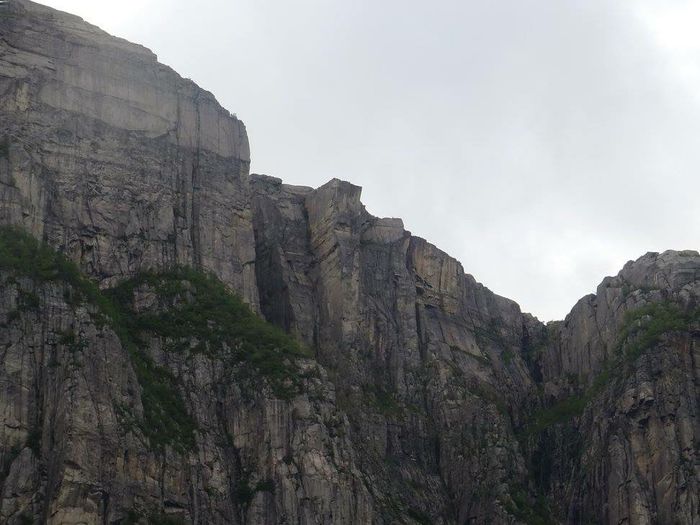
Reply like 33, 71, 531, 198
1, 1, 698, 524
251, 175, 539, 523
526, 251, 700, 524
0, 0, 257, 306
0, 263, 373, 524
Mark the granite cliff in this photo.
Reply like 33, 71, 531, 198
0, 1, 698, 524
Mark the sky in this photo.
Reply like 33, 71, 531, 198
41, 0, 700, 321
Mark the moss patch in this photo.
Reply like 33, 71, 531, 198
0, 227, 197, 453
108, 267, 310, 399
0, 227, 117, 324
1, 227, 315, 451
615, 301, 697, 361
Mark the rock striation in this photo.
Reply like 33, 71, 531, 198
527, 251, 700, 524
0, 0, 257, 305
0, 1, 698, 524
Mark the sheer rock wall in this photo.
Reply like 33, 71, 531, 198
0, 2, 698, 523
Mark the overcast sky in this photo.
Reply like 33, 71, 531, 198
42, 0, 700, 321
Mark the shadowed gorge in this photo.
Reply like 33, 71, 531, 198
0, 1, 698, 524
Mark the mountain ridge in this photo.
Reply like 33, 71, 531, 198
0, 1, 698, 523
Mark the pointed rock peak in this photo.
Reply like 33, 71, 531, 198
306, 178, 364, 219
601, 248, 700, 297
316, 178, 363, 198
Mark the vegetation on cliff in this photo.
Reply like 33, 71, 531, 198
0, 227, 308, 454
108, 267, 311, 399
525, 298, 697, 436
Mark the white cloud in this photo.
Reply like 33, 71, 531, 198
636, 1, 700, 102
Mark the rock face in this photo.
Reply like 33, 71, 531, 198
527, 251, 700, 524
1, 2, 698, 524
0, 249, 373, 524
0, 0, 257, 306
251, 175, 538, 523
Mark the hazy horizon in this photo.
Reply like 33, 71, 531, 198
39, 0, 700, 321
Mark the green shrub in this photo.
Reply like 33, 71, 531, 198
527, 395, 588, 434
122, 510, 187, 525
615, 302, 695, 361
128, 349, 196, 452
1, 444, 21, 478
361, 383, 402, 416
0, 227, 312, 451
502, 349, 514, 364
146, 512, 186, 525
108, 267, 310, 399
0, 227, 195, 453
526, 300, 696, 435
0, 227, 113, 321
58, 331, 76, 345
120, 510, 141, 524
255, 479, 275, 493
6, 309, 20, 323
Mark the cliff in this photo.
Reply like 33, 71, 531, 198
0, 0, 256, 303
0, 1, 698, 524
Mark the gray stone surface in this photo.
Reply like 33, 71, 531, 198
0, 273, 373, 524
0, 0, 258, 308
0, 1, 698, 523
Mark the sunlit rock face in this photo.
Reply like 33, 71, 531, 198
1, 1, 698, 524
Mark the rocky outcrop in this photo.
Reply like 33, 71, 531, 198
0, 0, 257, 307
251, 175, 541, 523
1, 1, 698, 524
0, 233, 374, 524
526, 251, 700, 524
